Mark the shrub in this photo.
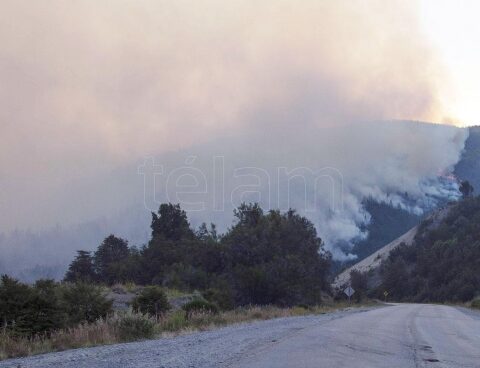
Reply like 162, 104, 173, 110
295, 304, 310, 310
0, 275, 32, 333
16, 279, 66, 336
60, 283, 113, 325
132, 286, 170, 317
116, 313, 155, 341
471, 298, 480, 309
160, 310, 188, 332
0, 277, 67, 337
182, 299, 219, 318
202, 287, 234, 311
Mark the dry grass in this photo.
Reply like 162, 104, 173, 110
0, 301, 375, 361
0, 319, 119, 360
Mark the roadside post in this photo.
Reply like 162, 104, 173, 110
384, 290, 389, 302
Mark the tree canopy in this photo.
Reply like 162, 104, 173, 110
65, 203, 332, 307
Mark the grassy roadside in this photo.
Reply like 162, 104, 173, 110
0, 301, 377, 361
428, 298, 480, 311
469, 298, 480, 310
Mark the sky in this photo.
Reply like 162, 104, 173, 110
0, 0, 477, 236
420, 0, 480, 126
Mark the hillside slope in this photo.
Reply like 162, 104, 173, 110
375, 196, 480, 302
455, 126, 480, 191
349, 200, 421, 261
333, 206, 451, 289
343, 125, 478, 267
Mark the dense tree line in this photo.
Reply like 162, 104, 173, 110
377, 196, 480, 302
65, 203, 332, 307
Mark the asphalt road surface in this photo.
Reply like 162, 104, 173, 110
232, 304, 480, 368
2, 304, 479, 368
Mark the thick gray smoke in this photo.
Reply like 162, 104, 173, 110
0, 1, 469, 277
142, 121, 467, 261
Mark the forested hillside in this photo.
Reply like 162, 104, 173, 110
377, 196, 480, 302
348, 125, 479, 266
455, 126, 480, 191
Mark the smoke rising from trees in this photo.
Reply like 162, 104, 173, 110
0, 1, 468, 275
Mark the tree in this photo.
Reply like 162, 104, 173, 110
459, 180, 474, 198
380, 257, 409, 300
94, 235, 130, 284
233, 202, 263, 227
350, 270, 368, 302
140, 204, 198, 285
196, 222, 218, 242
151, 203, 194, 241
64, 250, 96, 283
222, 204, 331, 306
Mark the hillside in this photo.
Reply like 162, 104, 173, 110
375, 196, 480, 302
333, 206, 450, 289
343, 125, 480, 267
326, 126, 480, 294
347, 200, 421, 263
455, 126, 480, 191
0, 123, 477, 282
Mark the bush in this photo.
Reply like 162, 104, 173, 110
116, 313, 156, 341
471, 298, 480, 309
161, 310, 188, 332
182, 299, 219, 318
0, 277, 68, 337
16, 279, 65, 336
202, 287, 234, 311
295, 304, 310, 310
1, 277, 114, 337
132, 286, 170, 317
0, 275, 34, 334
60, 283, 113, 325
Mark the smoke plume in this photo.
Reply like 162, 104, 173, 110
0, 1, 468, 274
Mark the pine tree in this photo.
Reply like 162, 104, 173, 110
64, 250, 96, 283
150, 203, 194, 240
94, 235, 130, 284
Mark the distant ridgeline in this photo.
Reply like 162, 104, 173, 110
2, 125, 479, 282
375, 196, 480, 303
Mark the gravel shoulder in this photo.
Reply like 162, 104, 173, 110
0, 306, 380, 368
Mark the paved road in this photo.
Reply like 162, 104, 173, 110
233, 304, 480, 368
2, 304, 479, 368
